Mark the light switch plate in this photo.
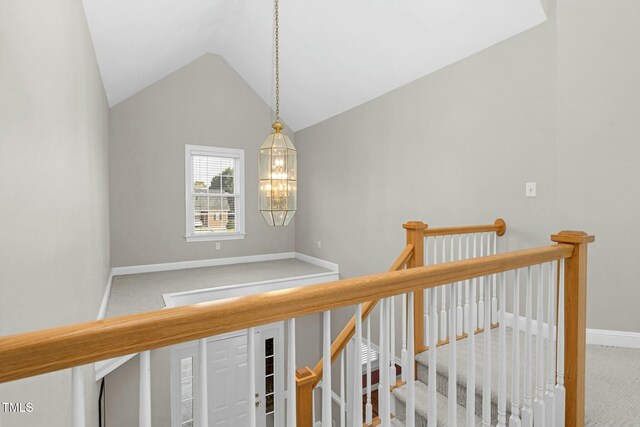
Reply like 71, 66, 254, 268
526, 182, 537, 198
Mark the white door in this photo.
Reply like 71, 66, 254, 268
207, 325, 283, 427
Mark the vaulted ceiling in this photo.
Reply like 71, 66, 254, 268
83, 0, 546, 131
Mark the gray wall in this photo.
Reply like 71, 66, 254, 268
295, 0, 640, 333
109, 54, 295, 267
0, 0, 111, 426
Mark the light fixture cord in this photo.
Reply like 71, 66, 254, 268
274, 0, 280, 123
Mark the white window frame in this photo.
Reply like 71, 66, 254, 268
185, 145, 246, 242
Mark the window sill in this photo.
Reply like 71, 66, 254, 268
185, 233, 246, 243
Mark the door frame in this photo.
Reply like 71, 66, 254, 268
170, 322, 285, 427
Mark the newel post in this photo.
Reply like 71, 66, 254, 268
551, 231, 595, 427
296, 367, 318, 427
403, 221, 427, 354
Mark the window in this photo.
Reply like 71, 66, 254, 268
185, 145, 245, 242
171, 345, 198, 427
179, 357, 194, 427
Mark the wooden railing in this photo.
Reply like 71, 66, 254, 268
0, 221, 592, 427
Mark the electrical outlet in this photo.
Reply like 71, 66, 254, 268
215, 242, 221, 250
526, 182, 537, 198
317, 241, 322, 249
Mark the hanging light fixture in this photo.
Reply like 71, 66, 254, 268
259, 0, 297, 227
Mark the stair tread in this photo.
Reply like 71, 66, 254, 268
393, 380, 481, 426
416, 327, 543, 419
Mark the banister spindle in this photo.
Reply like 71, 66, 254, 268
198, 338, 208, 427
555, 259, 566, 427
340, 352, 345, 427
492, 233, 498, 325
497, 272, 507, 427
448, 282, 458, 426
464, 235, 471, 334
401, 293, 408, 383
248, 328, 256, 427
522, 267, 533, 427
71, 367, 85, 427
353, 304, 363, 427
366, 317, 373, 425
406, 292, 416, 427
139, 350, 151, 427
509, 269, 522, 426
534, 265, 546, 425
379, 299, 391, 427
472, 234, 478, 333
287, 319, 296, 427
424, 238, 430, 346
467, 270, 476, 427
544, 262, 556, 427
429, 286, 438, 427
390, 296, 397, 389
322, 312, 332, 427
478, 233, 485, 330
482, 273, 491, 426
457, 234, 464, 337
440, 236, 447, 342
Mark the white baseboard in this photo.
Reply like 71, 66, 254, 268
111, 252, 297, 276
585, 328, 640, 349
294, 252, 339, 272
504, 312, 640, 349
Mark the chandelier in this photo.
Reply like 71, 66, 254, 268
259, 0, 297, 227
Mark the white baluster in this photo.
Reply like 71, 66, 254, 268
198, 339, 208, 427
248, 328, 256, 427
390, 296, 397, 388
379, 300, 391, 427
555, 260, 566, 427
457, 234, 464, 337
472, 234, 478, 333
407, 292, 416, 427
478, 234, 485, 330
522, 267, 533, 427
497, 272, 507, 427
72, 367, 85, 427
139, 351, 151, 427
467, 271, 476, 427
429, 287, 438, 427
425, 237, 430, 345
482, 274, 492, 426
544, 262, 557, 427
492, 233, 499, 325
464, 235, 471, 334
354, 304, 363, 427
401, 293, 408, 383
510, 270, 522, 427
322, 312, 332, 427
340, 352, 346, 427
448, 283, 458, 426
441, 236, 448, 342
534, 265, 546, 426
287, 319, 296, 427
366, 317, 373, 425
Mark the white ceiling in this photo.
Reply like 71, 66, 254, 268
83, 0, 546, 131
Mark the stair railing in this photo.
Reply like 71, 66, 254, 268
0, 223, 591, 427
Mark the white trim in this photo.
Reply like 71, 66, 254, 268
111, 252, 296, 276
162, 271, 340, 308
585, 328, 640, 349
95, 353, 137, 381
294, 253, 339, 272
184, 144, 246, 242
97, 271, 114, 320
504, 312, 640, 349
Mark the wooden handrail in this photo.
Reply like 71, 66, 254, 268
0, 243, 573, 384
310, 244, 414, 386
423, 218, 506, 237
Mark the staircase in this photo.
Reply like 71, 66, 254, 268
392, 327, 536, 426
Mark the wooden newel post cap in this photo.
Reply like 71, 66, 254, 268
403, 221, 427, 230
551, 230, 595, 244
296, 367, 317, 385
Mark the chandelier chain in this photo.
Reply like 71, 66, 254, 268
274, 0, 280, 123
